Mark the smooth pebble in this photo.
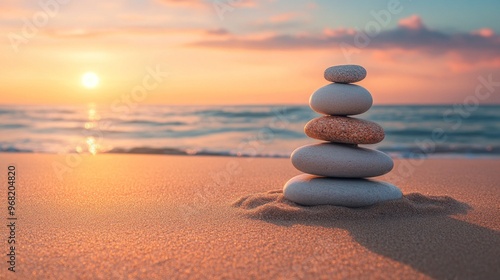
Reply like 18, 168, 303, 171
324, 65, 367, 84
283, 174, 402, 207
291, 143, 394, 178
309, 83, 372, 116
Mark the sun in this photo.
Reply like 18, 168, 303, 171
81, 72, 100, 89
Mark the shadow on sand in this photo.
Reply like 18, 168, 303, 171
233, 191, 500, 279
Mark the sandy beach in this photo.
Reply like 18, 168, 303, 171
1, 153, 499, 279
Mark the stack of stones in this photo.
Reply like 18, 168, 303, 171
283, 65, 402, 207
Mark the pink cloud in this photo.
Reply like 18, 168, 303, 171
0, 0, 31, 18
155, 0, 204, 6
306, 2, 318, 10
471, 28, 495, 38
398, 15, 425, 30
269, 12, 299, 23
205, 28, 230, 36
446, 51, 500, 72
250, 11, 308, 29
230, 0, 258, 8
42, 26, 219, 39
323, 27, 355, 37
155, 0, 257, 8
193, 16, 499, 57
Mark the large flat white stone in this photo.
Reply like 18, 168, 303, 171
291, 143, 393, 178
283, 174, 402, 207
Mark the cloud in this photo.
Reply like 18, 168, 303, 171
205, 28, 230, 36
154, 0, 206, 8
269, 12, 300, 23
227, 0, 258, 8
471, 28, 495, 38
155, 0, 257, 8
398, 14, 425, 30
323, 27, 356, 37
42, 26, 222, 39
191, 15, 500, 62
0, 0, 31, 18
249, 12, 309, 31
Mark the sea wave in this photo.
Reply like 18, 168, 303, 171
1, 104, 499, 158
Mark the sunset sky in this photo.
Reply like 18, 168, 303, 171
1, 0, 499, 105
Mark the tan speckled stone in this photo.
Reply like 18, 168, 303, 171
324, 65, 367, 84
305, 116, 385, 144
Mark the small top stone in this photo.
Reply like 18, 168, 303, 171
324, 65, 367, 84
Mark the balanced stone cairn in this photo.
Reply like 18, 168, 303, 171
283, 65, 402, 207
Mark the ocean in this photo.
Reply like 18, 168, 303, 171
1, 104, 499, 158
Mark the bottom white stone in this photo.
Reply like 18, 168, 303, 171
283, 174, 402, 207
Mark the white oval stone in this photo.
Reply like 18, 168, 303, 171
309, 83, 372, 116
324, 65, 367, 83
283, 174, 402, 207
291, 143, 393, 178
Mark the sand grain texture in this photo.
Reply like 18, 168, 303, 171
0, 154, 499, 280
